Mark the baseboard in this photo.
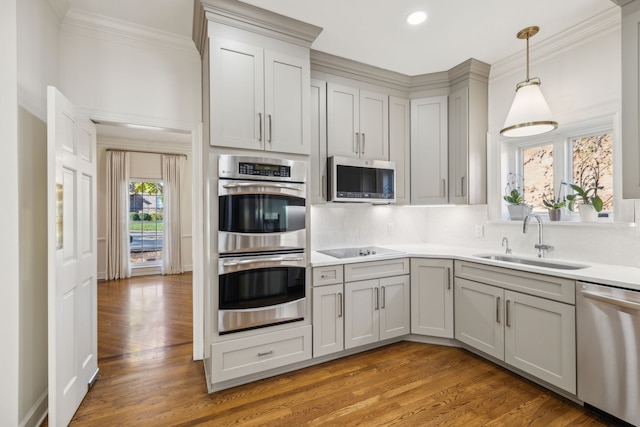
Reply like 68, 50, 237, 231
19, 389, 48, 427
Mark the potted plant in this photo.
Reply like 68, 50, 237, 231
503, 173, 531, 220
542, 189, 566, 221
562, 158, 604, 222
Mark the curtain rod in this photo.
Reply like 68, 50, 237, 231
106, 148, 187, 158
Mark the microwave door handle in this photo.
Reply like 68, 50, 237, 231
222, 182, 304, 191
222, 256, 305, 267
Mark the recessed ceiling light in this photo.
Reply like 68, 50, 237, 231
406, 11, 427, 26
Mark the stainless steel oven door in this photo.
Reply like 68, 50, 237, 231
218, 253, 306, 334
218, 179, 306, 254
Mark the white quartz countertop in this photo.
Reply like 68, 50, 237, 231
310, 243, 640, 291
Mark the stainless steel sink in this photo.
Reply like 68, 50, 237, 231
473, 254, 588, 270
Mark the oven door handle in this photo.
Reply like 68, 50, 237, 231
222, 256, 305, 267
222, 182, 304, 191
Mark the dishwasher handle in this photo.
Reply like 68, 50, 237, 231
581, 289, 640, 311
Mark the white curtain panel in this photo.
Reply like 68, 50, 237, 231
105, 151, 131, 280
162, 154, 184, 275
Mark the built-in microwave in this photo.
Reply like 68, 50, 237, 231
327, 156, 396, 203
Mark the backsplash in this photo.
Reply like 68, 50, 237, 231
310, 204, 640, 268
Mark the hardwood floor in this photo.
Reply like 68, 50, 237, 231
59, 274, 618, 426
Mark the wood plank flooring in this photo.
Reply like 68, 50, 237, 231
54, 274, 619, 426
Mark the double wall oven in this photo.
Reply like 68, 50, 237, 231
217, 155, 307, 334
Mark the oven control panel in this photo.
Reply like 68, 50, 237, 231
239, 162, 290, 178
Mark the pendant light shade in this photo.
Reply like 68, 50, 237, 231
501, 26, 558, 138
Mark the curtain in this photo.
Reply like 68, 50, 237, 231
105, 151, 131, 280
162, 154, 184, 275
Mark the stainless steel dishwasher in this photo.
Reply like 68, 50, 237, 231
577, 281, 640, 426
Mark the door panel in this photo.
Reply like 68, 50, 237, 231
48, 86, 98, 427
345, 279, 378, 349
379, 275, 410, 340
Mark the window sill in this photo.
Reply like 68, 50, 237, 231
488, 218, 636, 229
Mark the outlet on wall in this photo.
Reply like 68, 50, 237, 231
387, 222, 395, 235
475, 224, 484, 238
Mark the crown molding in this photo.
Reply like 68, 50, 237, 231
490, 6, 620, 82
61, 8, 198, 55
311, 50, 410, 92
45, 0, 68, 24
609, 0, 635, 6
448, 58, 491, 87
194, 0, 322, 55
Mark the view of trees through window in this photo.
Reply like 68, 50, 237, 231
521, 132, 613, 213
129, 181, 164, 263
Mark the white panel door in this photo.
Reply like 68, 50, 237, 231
47, 87, 98, 427
410, 96, 448, 205
411, 259, 454, 338
312, 284, 344, 357
210, 38, 264, 150
359, 90, 388, 160
504, 290, 576, 393
327, 83, 359, 158
454, 278, 504, 360
389, 96, 410, 204
264, 50, 309, 154
345, 279, 379, 349
379, 275, 410, 340
448, 87, 469, 204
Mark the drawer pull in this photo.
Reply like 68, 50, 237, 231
257, 350, 273, 357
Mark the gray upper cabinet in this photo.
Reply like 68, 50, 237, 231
327, 83, 389, 160
621, 0, 640, 199
410, 96, 448, 205
210, 38, 311, 155
309, 79, 327, 204
389, 96, 411, 205
448, 60, 489, 205
194, 0, 322, 156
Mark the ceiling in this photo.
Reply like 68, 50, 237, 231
65, 0, 616, 76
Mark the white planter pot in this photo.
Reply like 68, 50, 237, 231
507, 204, 532, 220
578, 204, 598, 222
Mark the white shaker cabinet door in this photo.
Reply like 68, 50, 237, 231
454, 278, 504, 360
504, 290, 576, 394
411, 259, 454, 338
210, 38, 264, 150
379, 275, 410, 340
345, 279, 379, 349
359, 90, 389, 161
327, 83, 360, 158
312, 284, 344, 357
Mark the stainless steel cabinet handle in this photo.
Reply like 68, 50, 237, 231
496, 296, 501, 323
506, 299, 511, 327
446, 268, 451, 290
381, 286, 386, 309
258, 112, 262, 142
354, 132, 360, 154
461, 176, 466, 197
362, 133, 365, 155
375, 287, 379, 310
268, 114, 272, 142
338, 292, 343, 318
223, 256, 304, 267
581, 290, 640, 311
257, 350, 273, 357
442, 179, 446, 198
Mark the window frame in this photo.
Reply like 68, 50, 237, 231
504, 115, 630, 223
129, 179, 164, 266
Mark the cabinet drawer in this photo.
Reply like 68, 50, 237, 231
211, 325, 311, 383
313, 265, 344, 286
345, 258, 410, 282
455, 260, 575, 304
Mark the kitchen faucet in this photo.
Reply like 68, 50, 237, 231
522, 214, 554, 258
501, 237, 512, 254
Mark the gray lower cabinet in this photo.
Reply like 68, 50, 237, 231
410, 258, 454, 338
312, 283, 344, 357
454, 262, 576, 394
344, 275, 411, 349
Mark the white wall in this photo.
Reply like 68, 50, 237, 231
96, 140, 194, 278
1, 1, 20, 425
59, 9, 201, 130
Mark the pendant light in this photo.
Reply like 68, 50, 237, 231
501, 26, 558, 137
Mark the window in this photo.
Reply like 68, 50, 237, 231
129, 181, 164, 264
508, 119, 616, 220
